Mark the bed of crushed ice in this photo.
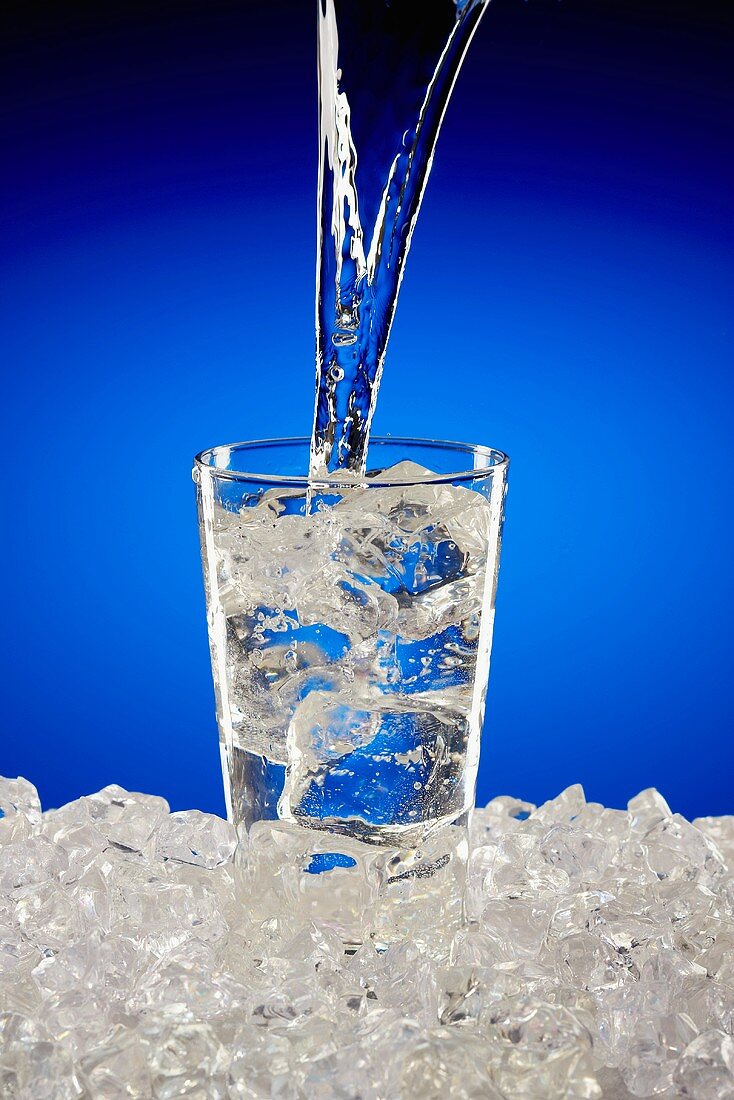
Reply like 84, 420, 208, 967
0, 777, 732, 1099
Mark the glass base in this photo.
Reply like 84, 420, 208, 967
227, 741, 470, 949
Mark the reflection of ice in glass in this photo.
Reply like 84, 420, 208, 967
201, 456, 505, 846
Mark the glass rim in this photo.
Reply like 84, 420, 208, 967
193, 436, 509, 488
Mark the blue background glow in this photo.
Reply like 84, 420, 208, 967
2, 0, 733, 818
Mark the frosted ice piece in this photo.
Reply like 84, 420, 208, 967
31, 940, 102, 1001
488, 830, 571, 899
297, 1042, 380, 1100
576, 804, 631, 848
657, 880, 718, 948
155, 810, 237, 869
0, 835, 68, 892
0, 1038, 82, 1100
549, 890, 616, 940
478, 897, 552, 961
484, 998, 601, 1100
0, 776, 42, 825
628, 788, 673, 835
468, 797, 536, 856
241, 818, 377, 943
555, 930, 622, 993
143, 1020, 231, 1094
0, 919, 27, 980
594, 1068, 637, 1100
398, 1029, 506, 1099
41, 798, 93, 835
0, 956, 44, 1022
595, 908, 671, 981
280, 923, 346, 972
214, 497, 338, 614
0, 812, 33, 847
82, 785, 169, 855
692, 922, 734, 988
532, 784, 586, 826
128, 944, 247, 1023
282, 689, 471, 839
42, 823, 107, 883
693, 816, 734, 868
117, 873, 228, 954
674, 1030, 734, 1099
298, 565, 399, 642
621, 1012, 698, 1097
0, 1010, 52, 1049
474, 794, 535, 834
433, 964, 485, 1026
42, 989, 111, 1058
334, 463, 492, 594
683, 979, 734, 1040
396, 573, 484, 642
78, 1027, 152, 1100
227, 1025, 291, 1097
465, 842, 500, 919
539, 824, 615, 885
642, 814, 726, 889
15, 881, 86, 952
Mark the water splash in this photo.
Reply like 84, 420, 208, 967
311, 0, 491, 476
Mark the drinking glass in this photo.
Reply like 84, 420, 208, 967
193, 437, 508, 943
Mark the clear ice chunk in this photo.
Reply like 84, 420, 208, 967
532, 783, 587, 826
483, 997, 602, 1099
282, 689, 471, 839
0, 775, 42, 825
334, 463, 493, 591
673, 1030, 734, 1099
15, 881, 87, 952
628, 788, 673, 835
85, 785, 169, 853
0, 835, 68, 892
155, 810, 237, 869
693, 816, 734, 869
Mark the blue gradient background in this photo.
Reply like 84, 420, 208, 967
2, 1, 732, 819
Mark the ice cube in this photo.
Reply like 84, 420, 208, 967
674, 1030, 734, 1099
282, 689, 471, 838
298, 565, 399, 642
396, 573, 484, 641
15, 881, 87, 952
241, 818, 377, 942
621, 1011, 698, 1097
398, 1029, 506, 1099
0, 835, 68, 893
532, 784, 587, 827
84, 785, 169, 854
214, 495, 337, 615
0, 776, 42, 825
155, 810, 237, 869
628, 788, 673, 835
484, 998, 601, 1100
78, 1028, 152, 1100
693, 816, 734, 869
336, 466, 492, 596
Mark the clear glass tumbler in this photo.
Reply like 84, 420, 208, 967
194, 438, 508, 943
